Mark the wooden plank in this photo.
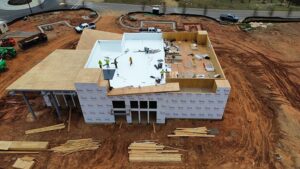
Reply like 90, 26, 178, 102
0, 141, 49, 151
168, 134, 215, 137
12, 157, 35, 169
129, 150, 179, 153
108, 83, 180, 96
0, 141, 12, 150
0, 151, 39, 154
67, 108, 72, 132
25, 123, 65, 135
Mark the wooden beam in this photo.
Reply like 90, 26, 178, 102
25, 123, 65, 135
0, 141, 49, 151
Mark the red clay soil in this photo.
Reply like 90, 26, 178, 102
0, 13, 299, 169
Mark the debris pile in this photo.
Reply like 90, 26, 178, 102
249, 22, 273, 28
128, 141, 182, 162
168, 127, 215, 137
50, 138, 100, 155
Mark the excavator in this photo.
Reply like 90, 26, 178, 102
0, 47, 17, 59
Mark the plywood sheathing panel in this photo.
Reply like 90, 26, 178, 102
76, 29, 122, 50
163, 32, 197, 42
197, 31, 207, 45
6, 50, 91, 91
75, 68, 101, 84
107, 83, 180, 96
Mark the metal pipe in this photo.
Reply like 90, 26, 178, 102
21, 91, 37, 120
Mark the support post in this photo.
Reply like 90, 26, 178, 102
21, 91, 37, 120
71, 94, 76, 107
49, 92, 62, 121
62, 94, 68, 107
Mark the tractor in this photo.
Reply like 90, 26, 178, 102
0, 38, 16, 47
0, 47, 17, 60
0, 59, 7, 72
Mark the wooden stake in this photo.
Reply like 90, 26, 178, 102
152, 123, 156, 133
67, 107, 72, 132
119, 122, 123, 129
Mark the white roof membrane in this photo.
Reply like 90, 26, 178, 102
85, 33, 166, 88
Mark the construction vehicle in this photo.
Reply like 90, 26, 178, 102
0, 38, 16, 47
0, 47, 17, 59
18, 33, 48, 50
0, 59, 7, 72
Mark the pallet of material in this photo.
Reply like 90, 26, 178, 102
168, 127, 215, 137
128, 141, 182, 162
25, 123, 65, 135
0, 141, 49, 151
50, 138, 100, 155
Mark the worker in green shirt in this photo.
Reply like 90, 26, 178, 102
98, 60, 102, 69
160, 69, 166, 79
104, 58, 110, 68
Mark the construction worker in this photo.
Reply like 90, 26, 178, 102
160, 69, 166, 79
98, 60, 102, 69
104, 58, 110, 68
113, 58, 118, 69
129, 56, 133, 66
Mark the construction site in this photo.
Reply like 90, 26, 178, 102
0, 8, 299, 169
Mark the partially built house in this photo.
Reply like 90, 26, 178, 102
7, 30, 230, 124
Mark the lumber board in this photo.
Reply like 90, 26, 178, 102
25, 123, 65, 134
0, 151, 39, 154
12, 157, 35, 169
129, 150, 179, 153
168, 134, 215, 137
0, 141, 12, 150
67, 108, 72, 132
0, 141, 49, 151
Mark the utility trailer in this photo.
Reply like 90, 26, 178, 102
18, 33, 48, 50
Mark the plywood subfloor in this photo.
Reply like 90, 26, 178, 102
76, 29, 122, 50
169, 42, 216, 78
7, 50, 91, 91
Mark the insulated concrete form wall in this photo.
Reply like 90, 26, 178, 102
75, 82, 230, 124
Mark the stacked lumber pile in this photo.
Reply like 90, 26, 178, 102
0, 141, 48, 153
50, 138, 100, 155
12, 156, 35, 169
25, 123, 65, 135
168, 127, 215, 137
129, 141, 182, 162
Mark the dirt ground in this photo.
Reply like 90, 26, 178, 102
0, 11, 299, 169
